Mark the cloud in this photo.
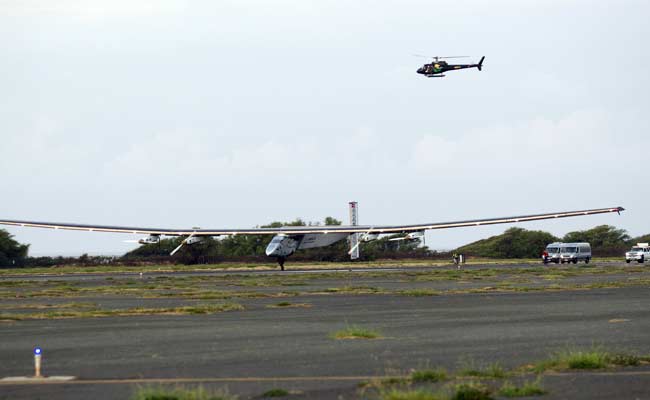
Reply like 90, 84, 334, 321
96, 125, 406, 188
408, 109, 630, 179
1, 0, 647, 256
100, 131, 320, 185
0, 1, 185, 19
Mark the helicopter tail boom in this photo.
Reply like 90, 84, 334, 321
477, 56, 485, 71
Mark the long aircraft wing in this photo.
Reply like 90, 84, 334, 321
0, 206, 624, 236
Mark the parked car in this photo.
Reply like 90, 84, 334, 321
626, 243, 650, 263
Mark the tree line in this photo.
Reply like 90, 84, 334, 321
122, 217, 429, 264
456, 225, 646, 258
1, 222, 647, 268
0, 230, 29, 267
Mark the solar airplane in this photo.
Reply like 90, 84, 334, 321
0, 205, 624, 270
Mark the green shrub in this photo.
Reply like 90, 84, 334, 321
262, 388, 289, 397
498, 378, 546, 397
533, 346, 649, 372
411, 368, 447, 383
131, 386, 235, 400
380, 388, 445, 400
449, 383, 493, 400
331, 325, 382, 339
457, 359, 507, 378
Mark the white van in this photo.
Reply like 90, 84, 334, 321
544, 242, 564, 263
559, 242, 592, 264
625, 243, 650, 263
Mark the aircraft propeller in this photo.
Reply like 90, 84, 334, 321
170, 233, 195, 256
347, 229, 375, 256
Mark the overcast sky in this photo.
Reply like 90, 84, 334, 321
1, 0, 648, 256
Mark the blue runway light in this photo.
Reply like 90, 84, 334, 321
34, 347, 42, 355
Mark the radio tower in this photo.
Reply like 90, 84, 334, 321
349, 201, 360, 260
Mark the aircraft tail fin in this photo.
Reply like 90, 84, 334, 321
477, 56, 485, 71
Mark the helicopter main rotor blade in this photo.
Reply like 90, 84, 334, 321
413, 55, 471, 60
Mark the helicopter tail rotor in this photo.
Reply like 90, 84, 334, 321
477, 56, 485, 71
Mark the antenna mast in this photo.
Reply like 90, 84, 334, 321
349, 201, 360, 260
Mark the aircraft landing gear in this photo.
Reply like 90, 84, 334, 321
278, 257, 285, 271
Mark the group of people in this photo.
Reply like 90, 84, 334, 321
451, 251, 554, 266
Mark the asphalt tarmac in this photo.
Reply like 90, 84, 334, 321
1, 263, 649, 399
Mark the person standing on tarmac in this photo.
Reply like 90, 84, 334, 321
453, 252, 460, 269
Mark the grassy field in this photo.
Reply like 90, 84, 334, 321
1, 261, 648, 321
2, 260, 649, 399
0, 258, 575, 276
357, 347, 650, 400
126, 347, 650, 399
0, 256, 632, 278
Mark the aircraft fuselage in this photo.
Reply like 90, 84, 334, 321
265, 233, 349, 257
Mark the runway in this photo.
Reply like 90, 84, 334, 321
1, 262, 649, 399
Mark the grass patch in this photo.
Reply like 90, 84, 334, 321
281, 281, 308, 287
379, 388, 445, 400
609, 353, 645, 366
411, 368, 448, 383
532, 346, 646, 372
380, 377, 411, 386
175, 303, 245, 315
0, 302, 97, 310
261, 388, 289, 397
498, 378, 546, 397
331, 325, 382, 340
0, 281, 34, 287
0, 303, 244, 320
323, 286, 383, 294
266, 302, 311, 309
356, 376, 410, 392
398, 289, 440, 297
457, 359, 507, 379
131, 385, 236, 400
449, 382, 493, 400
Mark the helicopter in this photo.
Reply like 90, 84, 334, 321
416, 56, 485, 78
